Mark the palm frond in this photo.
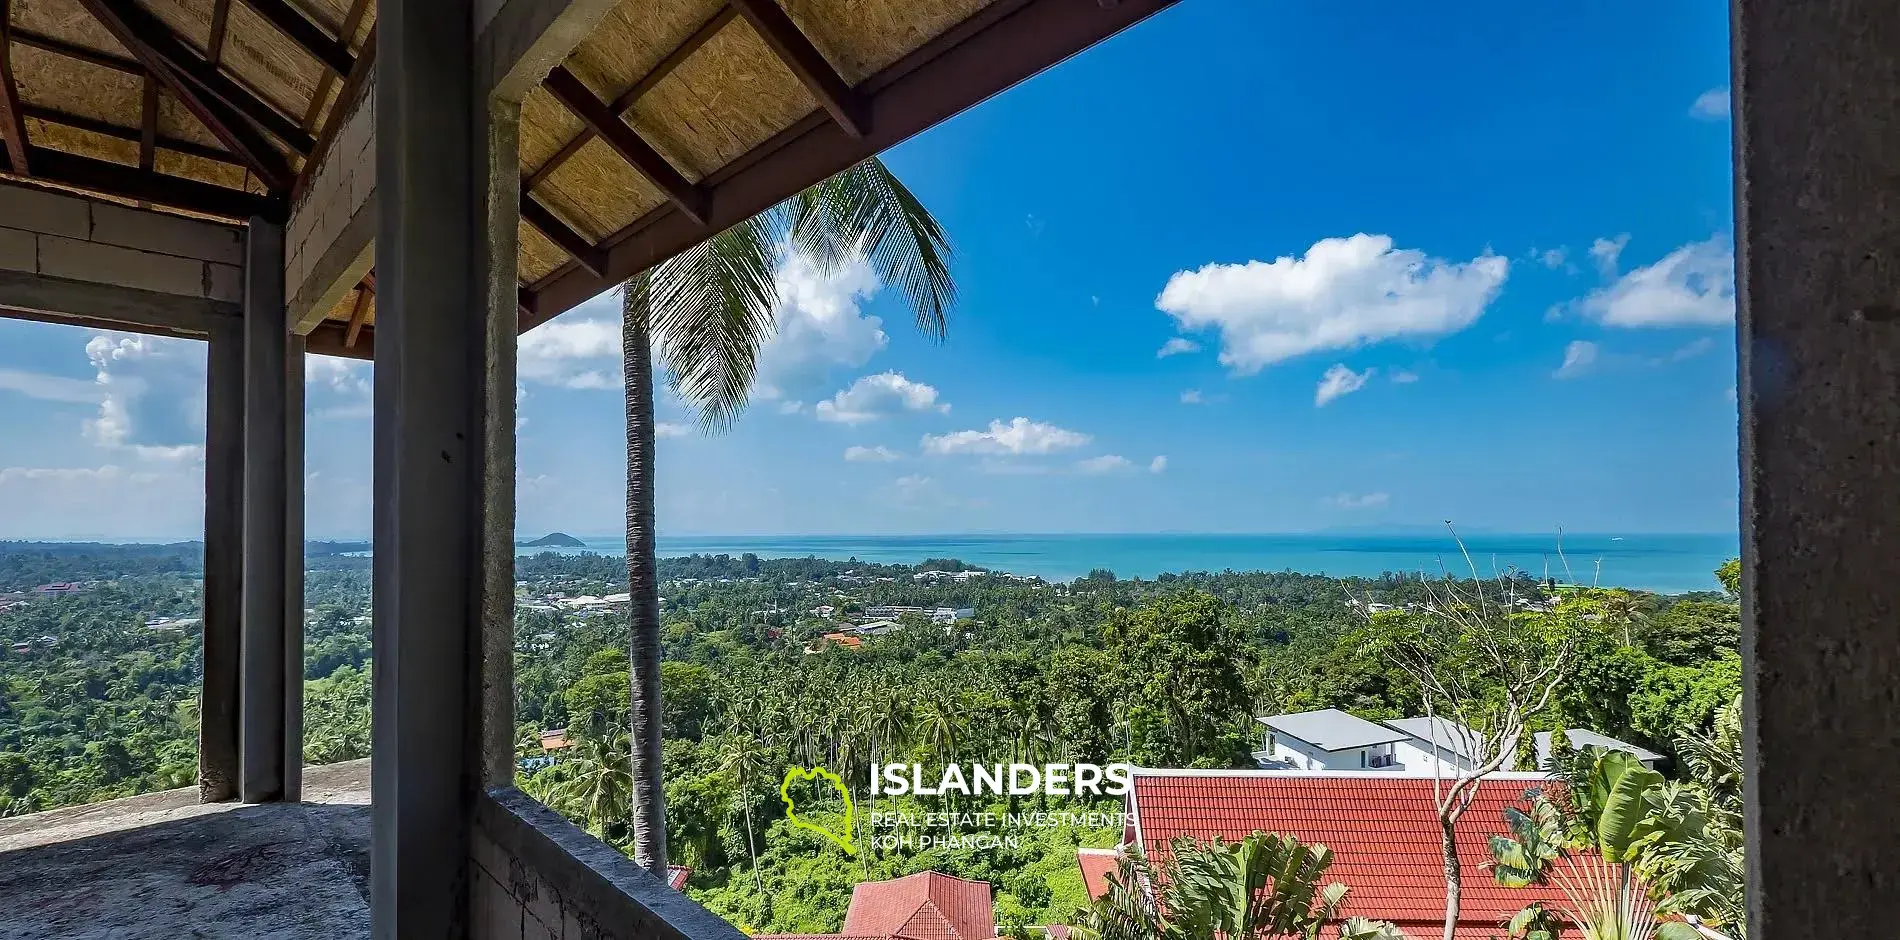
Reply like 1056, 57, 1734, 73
645, 213, 781, 431
788, 157, 955, 341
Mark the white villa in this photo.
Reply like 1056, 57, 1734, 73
1255, 709, 1407, 771
1256, 709, 1666, 775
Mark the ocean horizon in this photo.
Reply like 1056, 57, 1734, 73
519, 531, 1739, 594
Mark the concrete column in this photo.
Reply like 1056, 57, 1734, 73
199, 320, 244, 802
478, 102, 520, 790
1734, 1, 1900, 937
371, 0, 483, 928
240, 216, 288, 804
284, 335, 307, 802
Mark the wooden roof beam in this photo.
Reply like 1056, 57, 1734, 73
343, 280, 372, 347
9, 29, 142, 74
542, 65, 707, 225
21, 105, 246, 166
138, 76, 158, 172
300, 0, 374, 130
78, 0, 314, 164
6, 146, 278, 219
0, 0, 32, 175
522, 4, 735, 191
238, 0, 356, 77
521, 191, 606, 277
729, 0, 866, 137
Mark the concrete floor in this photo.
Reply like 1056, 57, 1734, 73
0, 760, 371, 940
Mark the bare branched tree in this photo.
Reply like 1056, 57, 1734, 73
1358, 523, 1577, 940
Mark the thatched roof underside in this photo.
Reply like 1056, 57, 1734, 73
2, 0, 1167, 353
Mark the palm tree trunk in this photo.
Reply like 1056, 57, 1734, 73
743, 798, 764, 893
623, 291, 668, 874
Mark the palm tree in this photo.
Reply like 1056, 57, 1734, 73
621, 157, 954, 873
548, 729, 635, 841
716, 725, 780, 894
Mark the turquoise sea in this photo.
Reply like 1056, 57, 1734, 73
518, 532, 1740, 594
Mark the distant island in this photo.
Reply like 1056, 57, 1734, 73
517, 532, 586, 548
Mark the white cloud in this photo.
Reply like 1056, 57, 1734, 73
1690, 87, 1731, 121
1179, 389, 1205, 404
1156, 234, 1508, 374
754, 252, 888, 400
1390, 369, 1421, 384
1554, 340, 1600, 379
83, 333, 206, 455
1326, 492, 1390, 509
1156, 337, 1201, 358
0, 367, 101, 403
778, 400, 806, 414
1589, 234, 1630, 275
655, 422, 690, 438
0, 462, 203, 539
844, 445, 900, 462
1668, 337, 1717, 362
814, 371, 948, 424
1149, 456, 1168, 474
1076, 455, 1133, 475
922, 417, 1091, 456
1579, 236, 1735, 327
1314, 364, 1373, 407
307, 356, 372, 418
1538, 248, 1568, 270
518, 313, 622, 389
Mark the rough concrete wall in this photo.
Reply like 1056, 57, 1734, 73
285, 81, 376, 332
0, 184, 243, 302
472, 789, 752, 940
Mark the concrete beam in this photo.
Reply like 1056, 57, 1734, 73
1735, 0, 1900, 936
240, 217, 289, 804
0, 182, 245, 336
284, 335, 307, 803
477, 0, 620, 103
199, 319, 244, 803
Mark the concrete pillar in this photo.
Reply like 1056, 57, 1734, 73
1734, 1, 1900, 937
371, 0, 486, 928
284, 336, 307, 802
478, 103, 520, 790
199, 320, 244, 803
240, 216, 288, 804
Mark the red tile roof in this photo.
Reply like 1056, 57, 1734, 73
1075, 848, 1120, 901
1127, 771, 1571, 940
842, 872, 995, 940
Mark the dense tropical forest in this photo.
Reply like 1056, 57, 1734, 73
0, 541, 1743, 934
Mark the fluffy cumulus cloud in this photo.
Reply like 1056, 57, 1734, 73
844, 445, 900, 462
84, 333, 208, 459
1691, 87, 1731, 121
1578, 236, 1734, 327
1326, 492, 1390, 510
1589, 234, 1629, 275
306, 356, 372, 418
1075, 454, 1133, 475
1149, 456, 1168, 474
753, 253, 888, 400
922, 417, 1091, 456
1156, 234, 1508, 374
1314, 364, 1373, 407
1156, 337, 1201, 358
1554, 340, 1600, 379
814, 371, 948, 424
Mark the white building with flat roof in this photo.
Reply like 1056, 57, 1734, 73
1255, 709, 1407, 771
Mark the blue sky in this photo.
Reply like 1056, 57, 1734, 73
0, 0, 1737, 540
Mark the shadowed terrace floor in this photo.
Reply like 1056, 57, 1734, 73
0, 760, 371, 940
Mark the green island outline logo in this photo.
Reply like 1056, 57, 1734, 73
780, 765, 856, 855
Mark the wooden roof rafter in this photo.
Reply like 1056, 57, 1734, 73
541, 65, 707, 224
239, 0, 357, 78
0, 0, 30, 176
74, 0, 299, 191
729, 0, 866, 137
21, 105, 245, 167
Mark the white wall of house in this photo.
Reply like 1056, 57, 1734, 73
1260, 731, 1399, 771
1390, 738, 1482, 776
